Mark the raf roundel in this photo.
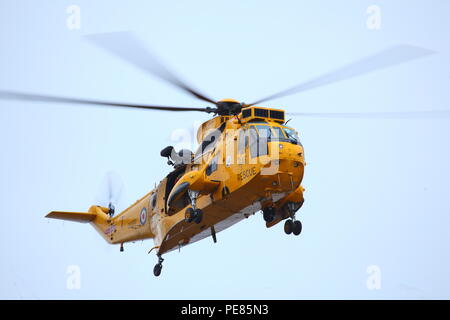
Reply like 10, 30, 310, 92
140, 207, 147, 225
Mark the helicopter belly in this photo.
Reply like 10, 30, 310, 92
160, 200, 263, 254
156, 160, 305, 254
189, 201, 263, 243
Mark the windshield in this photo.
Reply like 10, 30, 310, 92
254, 125, 287, 141
282, 127, 302, 146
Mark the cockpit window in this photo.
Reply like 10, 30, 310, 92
206, 155, 219, 176
238, 129, 248, 154
255, 125, 287, 142
255, 125, 272, 140
238, 125, 293, 158
249, 126, 258, 158
250, 125, 268, 157
282, 127, 302, 146
271, 126, 286, 140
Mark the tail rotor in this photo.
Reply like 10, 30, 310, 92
95, 171, 125, 217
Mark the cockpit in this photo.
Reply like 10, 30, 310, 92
242, 123, 302, 144
238, 122, 302, 158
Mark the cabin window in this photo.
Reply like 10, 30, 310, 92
150, 193, 157, 210
206, 155, 219, 176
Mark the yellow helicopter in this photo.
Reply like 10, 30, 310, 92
0, 32, 438, 276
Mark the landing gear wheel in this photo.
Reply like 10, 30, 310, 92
185, 207, 195, 223
284, 220, 294, 235
263, 207, 276, 223
153, 263, 162, 277
153, 255, 164, 277
194, 209, 203, 224
292, 220, 302, 236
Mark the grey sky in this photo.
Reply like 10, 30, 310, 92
0, 0, 449, 299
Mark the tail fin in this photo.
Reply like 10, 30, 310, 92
46, 206, 113, 243
46, 211, 96, 223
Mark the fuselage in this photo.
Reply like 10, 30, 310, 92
97, 106, 306, 255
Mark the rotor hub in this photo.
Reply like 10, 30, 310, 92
216, 99, 243, 116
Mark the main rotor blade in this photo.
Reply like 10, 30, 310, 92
0, 90, 213, 113
248, 45, 435, 106
287, 109, 450, 119
85, 32, 217, 105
